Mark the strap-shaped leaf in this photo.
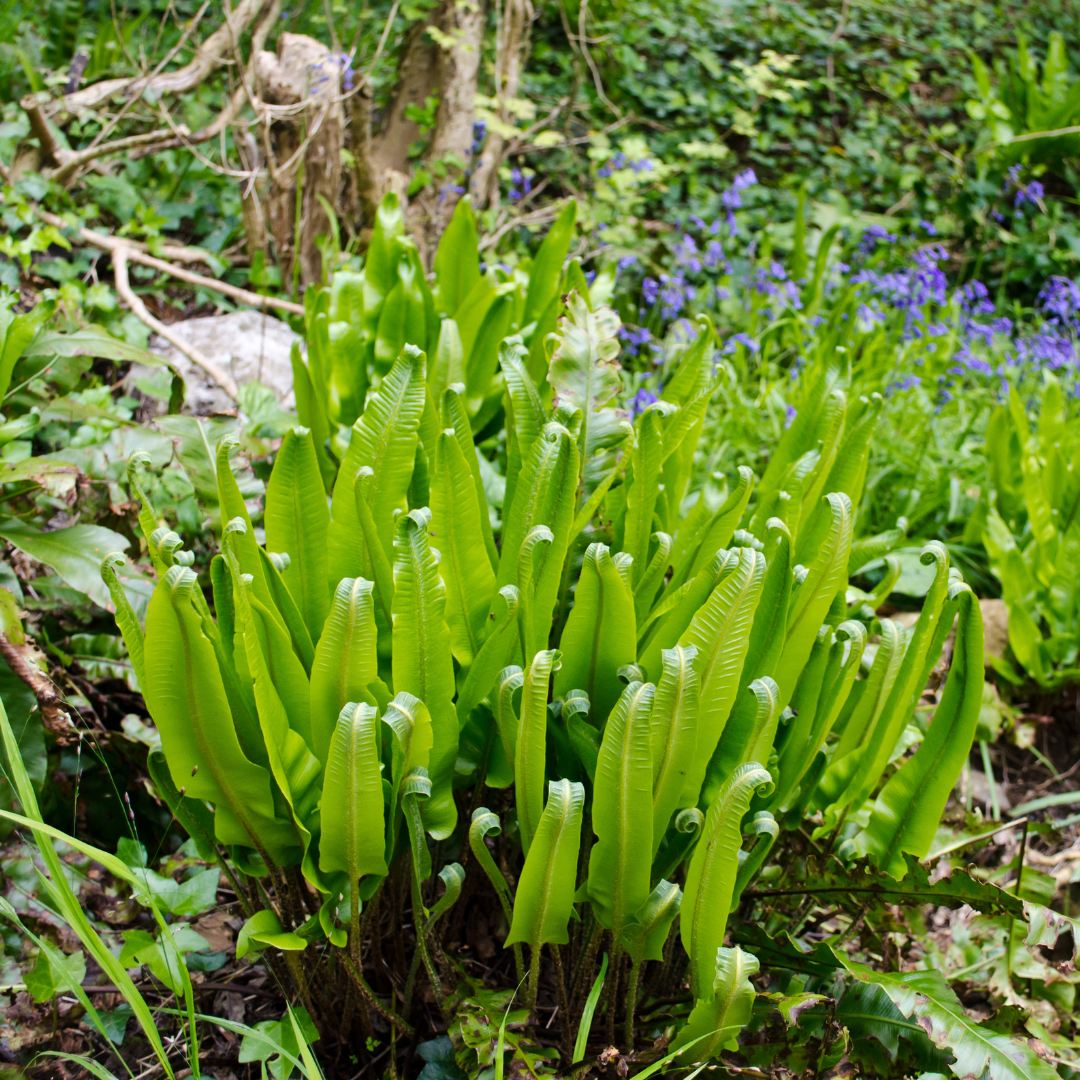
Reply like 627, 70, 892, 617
320, 702, 388, 881
456, 586, 520, 730
257, 547, 316, 674
227, 548, 323, 876
501, 339, 547, 521
497, 421, 578, 647
773, 492, 853, 707
264, 427, 330, 642
430, 317, 465, 393
392, 508, 458, 839
638, 548, 739, 674
773, 620, 865, 812
433, 197, 480, 317
681, 762, 772, 997
216, 437, 272, 609
383, 692, 433, 850
648, 645, 700, 853
671, 947, 759, 1061
669, 467, 755, 591
100, 552, 146, 688
309, 577, 379, 766
506, 777, 584, 949
623, 408, 665, 584
523, 200, 576, 326
703, 677, 780, 808
142, 566, 296, 858
838, 543, 953, 817
516, 524, 553, 664
588, 681, 655, 937
441, 384, 499, 570
470, 808, 514, 926
679, 547, 764, 802
555, 543, 637, 725
734, 518, 792, 697
327, 344, 426, 583
858, 584, 984, 877
430, 428, 497, 665
516, 649, 561, 853
624, 879, 681, 964
547, 294, 624, 488
730, 811, 778, 911
633, 532, 673, 624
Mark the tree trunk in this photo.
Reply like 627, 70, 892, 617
366, 0, 487, 261
471, 0, 534, 209
257, 33, 344, 287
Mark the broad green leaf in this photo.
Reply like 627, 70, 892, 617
430, 428, 497, 665
588, 681, 655, 940
681, 762, 772, 997
391, 508, 458, 839
858, 585, 984, 877
327, 345, 426, 582
506, 778, 584, 949
264, 428, 330, 642
516, 649, 561, 854
679, 546, 764, 802
648, 645, 700, 853
0, 301, 58, 399
456, 585, 520, 730
554, 542, 636, 725
671, 947, 759, 1061
0, 520, 129, 611
319, 702, 388, 881
430, 318, 465, 393
257, 548, 316, 675
834, 959, 1060, 1080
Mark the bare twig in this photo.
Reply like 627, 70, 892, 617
56, 0, 275, 116
36, 208, 303, 315
112, 246, 240, 400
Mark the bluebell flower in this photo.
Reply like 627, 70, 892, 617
887, 374, 921, 393
783, 404, 798, 428
630, 388, 659, 416
642, 277, 660, 306
858, 224, 897, 254
721, 332, 758, 355
918, 219, 936, 235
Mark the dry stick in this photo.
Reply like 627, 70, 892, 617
112, 246, 240, 400
39, 208, 303, 314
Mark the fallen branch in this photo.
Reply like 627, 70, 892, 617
36, 208, 303, 315
53, 0, 275, 117
112, 246, 240, 400
0, 632, 75, 743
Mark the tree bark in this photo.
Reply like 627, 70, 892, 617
470, 0, 534, 209
257, 33, 345, 287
